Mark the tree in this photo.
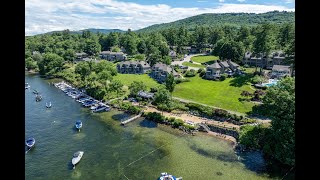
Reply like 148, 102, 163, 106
212, 39, 245, 63
154, 86, 171, 114
75, 61, 91, 81
278, 23, 295, 49
38, 53, 64, 75
165, 73, 175, 93
129, 81, 147, 97
63, 49, 76, 62
84, 39, 101, 56
109, 80, 124, 96
262, 77, 295, 166
253, 23, 275, 56
25, 57, 37, 70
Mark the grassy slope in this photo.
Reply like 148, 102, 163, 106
191, 55, 219, 63
173, 74, 255, 113
113, 73, 159, 90
182, 62, 206, 68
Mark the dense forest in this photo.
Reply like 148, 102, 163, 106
137, 11, 294, 32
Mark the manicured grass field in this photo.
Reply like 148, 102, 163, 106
113, 73, 159, 90
191, 55, 219, 63
182, 62, 206, 68
173, 75, 255, 113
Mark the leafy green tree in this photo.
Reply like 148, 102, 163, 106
84, 39, 101, 56
212, 39, 245, 63
278, 23, 295, 49
253, 23, 275, 55
137, 40, 147, 54
162, 56, 171, 65
154, 86, 171, 105
109, 79, 124, 96
63, 49, 76, 62
75, 61, 91, 81
262, 77, 295, 166
25, 57, 38, 70
239, 124, 269, 149
129, 81, 147, 97
38, 53, 64, 75
165, 73, 175, 93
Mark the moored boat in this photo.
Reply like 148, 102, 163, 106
25, 83, 30, 89
72, 151, 84, 169
158, 172, 182, 180
75, 120, 82, 132
25, 137, 35, 149
92, 104, 108, 112
36, 95, 42, 102
46, 102, 52, 108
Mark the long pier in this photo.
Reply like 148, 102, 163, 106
121, 114, 142, 125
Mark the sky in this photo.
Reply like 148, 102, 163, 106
25, 0, 295, 36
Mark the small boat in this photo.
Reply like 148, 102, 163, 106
75, 120, 82, 132
33, 89, 39, 94
36, 95, 42, 102
92, 104, 107, 112
25, 137, 35, 149
46, 102, 52, 108
158, 172, 182, 180
72, 151, 84, 169
25, 83, 30, 89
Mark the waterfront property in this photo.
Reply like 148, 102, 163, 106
100, 51, 127, 61
117, 61, 151, 74
113, 74, 159, 90
150, 63, 180, 83
205, 60, 240, 80
271, 65, 291, 79
173, 75, 254, 113
243, 51, 287, 69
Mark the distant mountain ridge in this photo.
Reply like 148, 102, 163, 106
136, 11, 295, 32
44, 28, 124, 35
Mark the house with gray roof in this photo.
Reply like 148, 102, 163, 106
137, 90, 154, 99
75, 52, 88, 61
100, 51, 127, 61
243, 51, 287, 69
205, 62, 222, 80
117, 61, 151, 74
168, 50, 177, 59
150, 63, 179, 83
271, 65, 291, 78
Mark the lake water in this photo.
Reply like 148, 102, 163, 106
25, 74, 273, 180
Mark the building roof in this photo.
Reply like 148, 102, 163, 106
137, 90, 154, 98
82, 57, 93, 61
207, 62, 221, 69
169, 50, 177, 57
100, 51, 124, 55
227, 60, 239, 67
272, 65, 291, 72
219, 61, 230, 68
118, 61, 150, 68
76, 52, 87, 56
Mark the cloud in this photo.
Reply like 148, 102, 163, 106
284, 0, 294, 3
197, 0, 208, 2
25, 0, 295, 36
237, 0, 246, 2
219, 0, 225, 2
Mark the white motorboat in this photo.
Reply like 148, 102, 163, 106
158, 172, 182, 180
46, 102, 52, 108
75, 120, 82, 132
92, 104, 108, 112
72, 151, 84, 169
25, 137, 35, 149
25, 83, 30, 89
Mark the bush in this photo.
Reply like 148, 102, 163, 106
251, 75, 264, 84
185, 69, 196, 77
197, 68, 205, 74
214, 109, 229, 117
220, 74, 227, 81
243, 64, 249, 68
175, 78, 190, 84
172, 119, 184, 128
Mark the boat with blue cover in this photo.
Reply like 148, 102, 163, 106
75, 120, 82, 132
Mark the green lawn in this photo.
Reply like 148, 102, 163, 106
191, 55, 219, 64
113, 73, 159, 90
173, 75, 255, 114
182, 62, 206, 68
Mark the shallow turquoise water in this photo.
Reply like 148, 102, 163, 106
25, 74, 274, 180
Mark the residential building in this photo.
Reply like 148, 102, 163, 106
271, 65, 291, 78
243, 51, 287, 69
150, 63, 179, 83
205, 62, 222, 80
75, 52, 88, 61
100, 51, 126, 61
117, 61, 151, 74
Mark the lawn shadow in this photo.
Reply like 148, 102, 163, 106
139, 119, 158, 128
112, 113, 131, 122
229, 74, 254, 87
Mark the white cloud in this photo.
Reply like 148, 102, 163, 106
219, 0, 225, 2
25, 0, 295, 36
237, 0, 246, 2
197, 0, 208, 2
284, 0, 294, 3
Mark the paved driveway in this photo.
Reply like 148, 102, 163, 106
171, 53, 206, 71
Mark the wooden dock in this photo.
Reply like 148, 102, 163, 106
121, 114, 142, 125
